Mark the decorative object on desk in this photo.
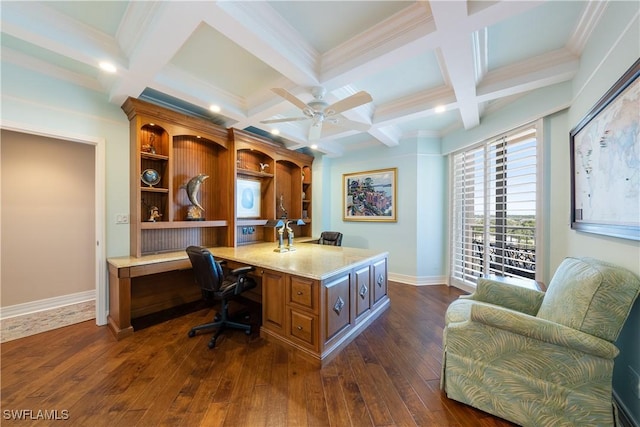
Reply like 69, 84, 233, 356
237, 179, 261, 218
570, 58, 639, 241
343, 167, 397, 222
148, 206, 162, 222
184, 173, 209, 220
265, 219, 287, 252
141, 168, 161, 187
279, 193, 288, 219
285, 219, 305, 251
259, 162, 269, 173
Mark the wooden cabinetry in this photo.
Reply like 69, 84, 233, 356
122, 99, 313, 255
259, 253, 389, 365
231, 129, 313, 245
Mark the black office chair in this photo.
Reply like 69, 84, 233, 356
186, 245, 257, 348
318, 231, 343, 246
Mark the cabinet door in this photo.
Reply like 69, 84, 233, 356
372, 258, 387, 304
262, 269, 286, 333
354, 265, 371, 318
324, 273, 351, 341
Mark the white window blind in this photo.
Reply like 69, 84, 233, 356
451, 124, 538, 287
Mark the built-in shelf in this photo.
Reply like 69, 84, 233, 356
141, 187, 169, 193
141, 152, 169, 161
237, 168, 274, 178
140, 220, 228, 230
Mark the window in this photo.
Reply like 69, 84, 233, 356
451, 123, 540, 288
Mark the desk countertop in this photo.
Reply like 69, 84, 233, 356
107, 240, 388, 280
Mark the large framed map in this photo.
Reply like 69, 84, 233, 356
570, 58, 639, 241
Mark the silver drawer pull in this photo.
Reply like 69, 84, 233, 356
377, 274, 384, 287
297, 326, 303, 330
297, 291, 303, 295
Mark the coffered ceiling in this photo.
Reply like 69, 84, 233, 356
1, 1, 602, 156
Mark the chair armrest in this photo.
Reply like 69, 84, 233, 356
462, 277, 545, 315
230, 266, 254, 276
470, 303, 619, 359
230, 266, 255, 295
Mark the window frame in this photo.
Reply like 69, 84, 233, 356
449, 121, 544, 291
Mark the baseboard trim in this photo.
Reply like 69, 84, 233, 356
0, 290, 95, 320
388, 273, 447, 286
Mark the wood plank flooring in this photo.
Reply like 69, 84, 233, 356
1, 283, 515, 426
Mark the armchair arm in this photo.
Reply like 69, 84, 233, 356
462, 277, 545, 315
230, 266, 255, 295
470, 303, 619, 359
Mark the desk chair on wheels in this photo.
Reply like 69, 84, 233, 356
186, 245, 257, 349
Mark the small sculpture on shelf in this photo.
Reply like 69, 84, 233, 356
148, 206, 162, 222
184, 173, 209, 221
279, 193, 288, 219
259, 163, 269, 173
142, 133, 156, 154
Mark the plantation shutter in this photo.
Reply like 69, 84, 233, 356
451, 124, 538, 288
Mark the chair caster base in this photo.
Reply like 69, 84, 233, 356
188, 330, 196, 338
208, 339, 217, 349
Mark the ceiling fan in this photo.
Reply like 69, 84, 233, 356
261, 86, 372, 140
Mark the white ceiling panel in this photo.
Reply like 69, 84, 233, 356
0, 0, 599, 156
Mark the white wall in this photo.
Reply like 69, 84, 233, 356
1, 62, 131, 259
322, 138, 446, 284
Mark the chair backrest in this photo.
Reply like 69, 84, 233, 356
186, 246, 224, 292
319, 231, 343, 246
537, 257, 640, 342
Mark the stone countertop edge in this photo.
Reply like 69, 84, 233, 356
107, 240, 388, 281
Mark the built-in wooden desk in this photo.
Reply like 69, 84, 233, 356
107, 241, 389, 365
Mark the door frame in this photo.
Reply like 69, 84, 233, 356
0, 121, 107, 325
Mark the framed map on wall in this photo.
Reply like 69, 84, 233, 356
570, 58, 639, 241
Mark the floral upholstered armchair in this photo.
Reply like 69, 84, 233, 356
441, 257, 640, 427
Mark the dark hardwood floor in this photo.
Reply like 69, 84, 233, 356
1, 283, 515, 426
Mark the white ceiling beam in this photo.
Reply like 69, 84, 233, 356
429, 1, 479, 130
477, 49, 579, 102
107, 2, 207, 105
1, 2, 127, 72
320, 3, 437, 89
373, 86, 457, 125
205, 2, 319, 88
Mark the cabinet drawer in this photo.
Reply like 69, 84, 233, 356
288, 276, 317, 311
289, 310, 316, 346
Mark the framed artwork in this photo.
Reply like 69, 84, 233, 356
237, 179, 261, 218
343, 168, 397, 222
570, 58, 639, 240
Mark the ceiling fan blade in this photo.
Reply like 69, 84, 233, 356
272, 88, 309, 111
308, 123, 323, 141
332, 118, 371, 132
326, 91, 372, 115
260, 117, 309, 124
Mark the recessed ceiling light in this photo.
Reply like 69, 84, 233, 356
310, 144, 318, 150
435, 105, 446, 114
99, 61, 116, 73
270, 129, 280, 135
209, 105, 221, 113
